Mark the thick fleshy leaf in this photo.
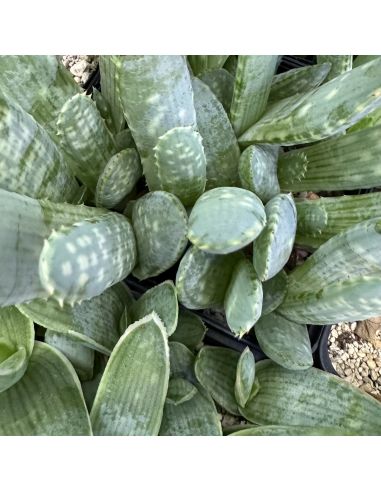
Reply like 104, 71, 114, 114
169, 309, 206, 350
99, 55, 125, 133
160, 383, 222, 436
95, 148, 142, 209
253, 194, 297, 281
262, 270, 288, 316
18, 284, 127, 355
255, 311, 313, 370
132, 281, 178, 336
234, 347, 255, 407
316, 55, 352, 81
0, 307, 34, 393
278, 218, 381, 324
230, 425, 358, 436
188, 55, 229, 76
230, 56, 278, 136
153, 126, 206, 206
165, 377, 197, 405
116, 55, 196, 190
195, 346, 240, 415
0, 95, 79, 202
278, 124, 381, 192
57, 94, 117, 192
44, 330, 94, 381
169, 341, 197, 384
39, 212, 136, 305
192, 78, 240, 189
238, 144, 280, 203
224, 259, 263, 337
188, 187, 266, 254
268, 63, 331, 102
239, 360, 381, 435
91, 313, 170, 435
82, 353, 108, 411
239, 58, 381, 146
353, 55, 379, 68
199, 68, 234, 112
114, 128, 136, 151
132, 191, 188, 280
0, 342, 92, 435
176, 246, 241, 310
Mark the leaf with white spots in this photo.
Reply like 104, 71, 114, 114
57, 94, 117, 192
199, 68, 234, 112
239, 144, 280, 203
131, 280, 178, 336
0, 306, 34, 393
176, 245, 241, 310
0, 95, 79, 203
255, 311, 313, 370
234, 347, 256, 407
253, 194, 297, 281
132, 191, 188, 280
192, 78, 240, 189
91, 313, 170, 436
39, 212, 136, 305
188, 55, 229, 76
262, 270, 288, 316
99, 55, 125, 133
188, 187, 266, 254
239, 57, 381, 145
153, 126, 206, 206
230, 56, 278, 136
18, 283, 128, 355
169, 309, 206, 350
0, 341, 92, 435
239, 360, 381, 435
95, 148, 142, 209
224, 259, 263, 338
278, 218, 381, 324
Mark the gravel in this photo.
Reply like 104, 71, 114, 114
328, 321, 381, 401
61, 55, 99, 86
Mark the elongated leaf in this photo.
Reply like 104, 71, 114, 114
0, 341, 92, 435
166, 377, 197, 405
240, 58, 381, 145
253, 194, 297, 281
91, 313, 170, 436
95, 148, 142, 209
18, 284, 127, 355
278, 124, 381, 192
224, 259, 263, 337
239, 144, 280, 203
0, 307, 34, 393
235, 347, 255, 407
199, 68, 234, 111
169, 309, 206, 350
0, 55, 81, 138
348, 105, 381, 133
230, 425, 358, 436
99, 55, 125, 133
132, 281, 178, 336
230, 56, 278, 136
188, 55, 229, 76
188, 187, 266, 254
195, 346, 240, 415
160, 383, 222, 436
132, 191, 188, 280
92, 87, 114, 132
262, 270, 288, 316
192, 77, 240, 189
255, 311, 312, 370
176, 246, 241, 310
353, 55, 379, 68
57, 94, 117, 192
45, 330, 94, 381
268, 63, 331, 102
278, 218, 381, 324
317, 55, 352, 81
116, 55, 196, 190
239, 360, 381, 435
0, 95, 79, 202
295, 192, 381, 249
153, 126, 206, 206
82, 352, 108, 411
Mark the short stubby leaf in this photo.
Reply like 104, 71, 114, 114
169, 309, 206, 350
234, 347, 256, 408
188, 187, 266, 254
165, 377, 198, 405
261, 270, 288, 316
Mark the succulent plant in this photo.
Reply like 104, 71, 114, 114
1, 54, 381, 436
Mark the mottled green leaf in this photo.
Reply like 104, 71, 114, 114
199, 68, 234, 111
262, 270, 288, 316
317, 55, 352, 81
99, 55, 125, 133
234, 347, 255, 407
230, 425, 358, 436
188, 55, 229, 76
165, 377, 197, 405
169, 341, 197, 384
169, 309, 206, 350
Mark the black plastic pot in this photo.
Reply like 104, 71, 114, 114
314, 324, 338, 375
